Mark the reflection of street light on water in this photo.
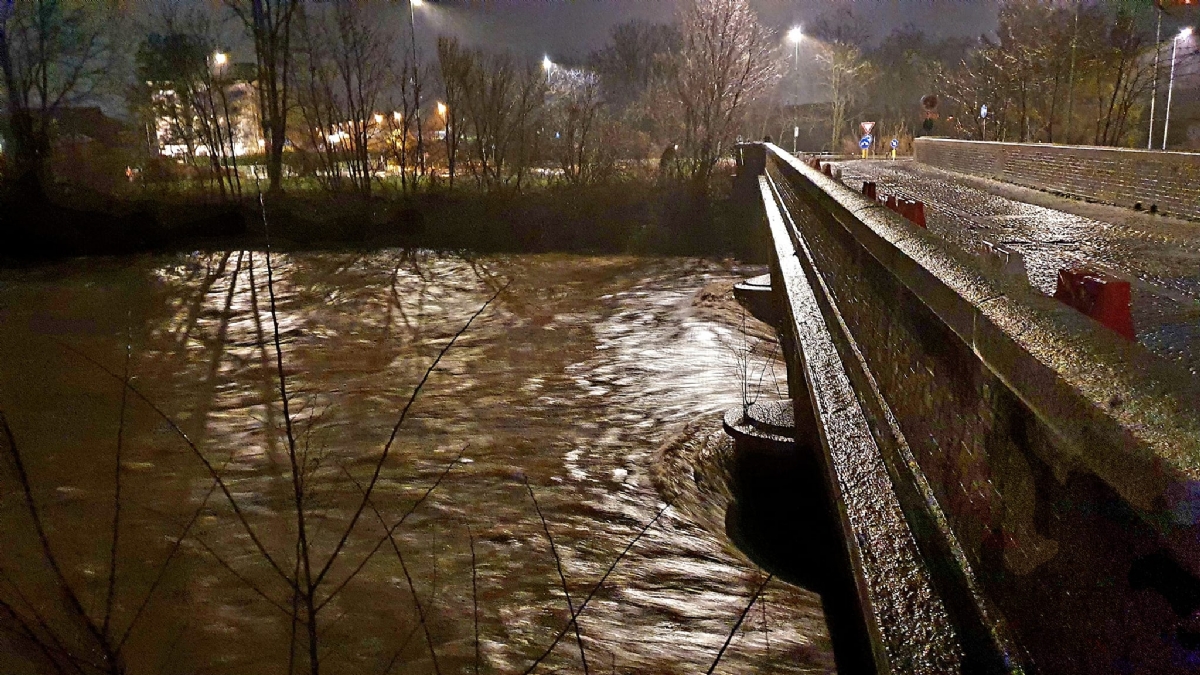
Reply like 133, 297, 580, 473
1163, 26, 1193, 150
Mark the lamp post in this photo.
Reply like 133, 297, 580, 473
787, 27, 802, 153
1148, 9, 1162, 149
1163, 27, 1193, 151
787, 26, 803, 66
408, 0, 425, 176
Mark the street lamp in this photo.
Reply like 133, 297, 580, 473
436, 102, 447, 117
787, 26, 803, 65
1163, 26, 1193, 150
542, 55, 553, 71
407, 0, 425, 175
213, 51, 228, 66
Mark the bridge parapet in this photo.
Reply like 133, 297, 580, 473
760, 143, 1200, 673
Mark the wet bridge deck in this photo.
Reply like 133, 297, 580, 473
833, 158, 1200, 376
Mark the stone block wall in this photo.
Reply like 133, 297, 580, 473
914, 137, 1200, 220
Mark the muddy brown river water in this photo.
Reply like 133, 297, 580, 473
0, 252, 834, 674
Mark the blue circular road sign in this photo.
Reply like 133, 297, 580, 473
891, 138, 899, 148
860, 137, 871, 150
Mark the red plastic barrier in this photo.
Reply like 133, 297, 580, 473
861, 181, 877, 200
910, 200, 927, 228
886, 195, 898, 211
823, 163, 833, 177
1053, 267, 1135, 340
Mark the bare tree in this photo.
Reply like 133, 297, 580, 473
0, 0, 116, 196
436, 36, 471, 189
669, 0, 778, 186
224, 0, 299, 193
819, 41, 873, 153
548, 66, 605, 185
295, 0, 392, 194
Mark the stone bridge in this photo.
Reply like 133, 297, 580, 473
734, 143, 1200, 674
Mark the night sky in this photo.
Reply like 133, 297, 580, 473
417, 0, 999, 62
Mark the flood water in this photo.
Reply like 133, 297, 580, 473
0, 252, 834, 674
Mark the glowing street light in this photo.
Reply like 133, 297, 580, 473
436, 101, 447, 117
786, 26, 803, 65
374, 113, 384, 124
394, 111, 403, 122
411, 0, 423, 6
542, 55, 553, 71
213, 51, 228, 66
1163, 26, 1193, 150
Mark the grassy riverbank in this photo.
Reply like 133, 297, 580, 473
1, 177, 767, 263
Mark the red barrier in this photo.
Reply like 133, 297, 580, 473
1053, 267, 1135, 340
910, 200, 927, 228
861, 181, 877, 200
886, 195, 898, 211
823, 163, 833, 177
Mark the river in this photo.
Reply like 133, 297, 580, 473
0, 251, 833, 674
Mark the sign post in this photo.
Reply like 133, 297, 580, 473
860, 136, 872, 159
890, 138, 899, 160
793, 125, 799, 154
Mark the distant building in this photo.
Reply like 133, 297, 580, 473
149, 62, 263, 159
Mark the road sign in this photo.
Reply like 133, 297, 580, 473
860, 137, 871, 150
890, 138, 899, 149
981, 104, 989, 119
861, 121, 875, 136
793, 126, 799, 137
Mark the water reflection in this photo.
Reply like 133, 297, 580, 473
0, 252, 831, 674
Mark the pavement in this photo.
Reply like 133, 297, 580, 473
832, 158, 1200, 378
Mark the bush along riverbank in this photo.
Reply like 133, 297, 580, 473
0, 177, 769, 263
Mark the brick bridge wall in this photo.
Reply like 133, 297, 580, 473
913, 137, 1200, 221
765, 145, 1200, 674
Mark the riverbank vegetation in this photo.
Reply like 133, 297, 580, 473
6, 0, 1190, 260
1, 0, 779, 262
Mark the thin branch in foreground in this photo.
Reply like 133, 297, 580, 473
313, 279, 511, 591
116, 468, 227, 652
190, 536, 291, 617
524, 477, 588, 675
57, 344, 297, 593
519, 501, 669, 675
316, 446, 467, 611
0, 411, 119, 672
468, 522, 481, 675
102, 335, 132, 642
338, 463, 446, 675
705, 574, 773, 675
